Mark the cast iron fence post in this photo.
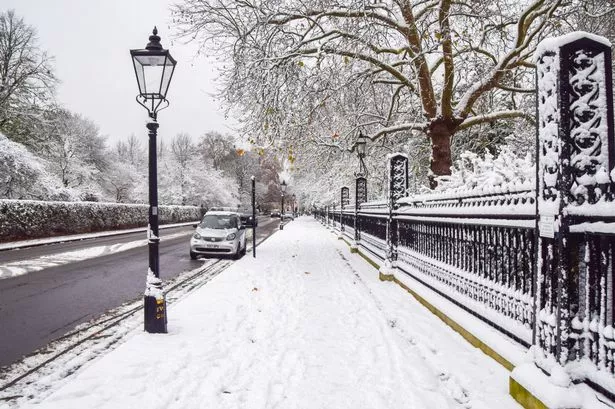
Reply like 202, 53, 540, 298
340, 186, 349, 238
534, 33, 614, 376
381, 153, 408, 276
352, 176, 367, 253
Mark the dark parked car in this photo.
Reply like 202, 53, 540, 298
270, 209, 281, 218
240, 212, 258, 227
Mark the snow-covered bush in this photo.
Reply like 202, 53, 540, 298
433, 147, 535, 194
0, 199, 203, 242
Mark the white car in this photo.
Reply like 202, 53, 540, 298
190, 211, 247, 259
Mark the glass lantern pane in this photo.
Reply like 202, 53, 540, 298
133, 58, 146, 95
135, 54, 167, 67
159, 57, 176, 98
134, 55, 166, 98
142, 65, 164, 96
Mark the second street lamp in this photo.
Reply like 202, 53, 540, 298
280, 180, 287, 230
355, 131, 368, 177
130, 27, 177, 334
352, 131, 368, 252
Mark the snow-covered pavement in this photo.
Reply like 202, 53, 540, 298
14, 217, 520, 409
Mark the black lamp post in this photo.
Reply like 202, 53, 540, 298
280, 180, 287, 229
130, 27, 177, 334
352, 131, 368, 252
355, 131, 368, 177
292, 194, 296, 215
281, 180, 287, 213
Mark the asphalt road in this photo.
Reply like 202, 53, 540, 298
0, 216, 282, 368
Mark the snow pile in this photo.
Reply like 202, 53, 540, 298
0, 199, 203, 242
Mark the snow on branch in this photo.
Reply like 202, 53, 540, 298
457, 110, 535, 131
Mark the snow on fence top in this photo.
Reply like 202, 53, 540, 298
535, 31, 612, 61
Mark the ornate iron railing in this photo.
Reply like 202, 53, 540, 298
312, 31, 615, 395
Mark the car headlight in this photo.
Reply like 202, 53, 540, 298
226, 233, 236, 241
193, 233, 202, 239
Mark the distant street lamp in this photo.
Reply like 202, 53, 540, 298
281, 180, 287, 212
280, 180, 287, 230
130, 27, 177, 334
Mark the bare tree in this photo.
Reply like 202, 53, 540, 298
0, 10, 56, 133
197, 131, 235, 169
170, 133, 194, 204
44, 108, 107, 194
174, 0, 571, 186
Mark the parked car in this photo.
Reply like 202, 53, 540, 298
270, 209, 281, 218
282, 213, 294, 221
240, 211, 258, 228
190, 211, 247, 260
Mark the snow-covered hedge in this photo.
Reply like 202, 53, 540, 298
0, 199, 204, 242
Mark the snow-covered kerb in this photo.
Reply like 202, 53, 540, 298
0, 199, 204, 242
534, 32, 615, 394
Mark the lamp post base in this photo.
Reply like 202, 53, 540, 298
144, 294, 167, 333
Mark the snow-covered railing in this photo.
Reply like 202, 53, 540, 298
317, 32, 615, 397
320, 172, 537, 344
394, 191, 536, 345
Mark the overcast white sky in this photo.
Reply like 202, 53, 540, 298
3, 0, 236, 146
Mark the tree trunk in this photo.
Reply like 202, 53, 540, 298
427, 119, 458, 189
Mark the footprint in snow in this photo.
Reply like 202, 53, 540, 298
438, 373, 471, 407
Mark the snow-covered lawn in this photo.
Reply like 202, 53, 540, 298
17, 217, 520, 409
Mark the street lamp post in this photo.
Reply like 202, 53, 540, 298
280, 180, 287, 230
130, 27, 177, 334
352, 132, 368, 252
251, 175, 256, 258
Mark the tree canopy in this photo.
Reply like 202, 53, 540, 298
173, 0, 572, 186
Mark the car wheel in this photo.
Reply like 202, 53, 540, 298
190, 251, 197, 260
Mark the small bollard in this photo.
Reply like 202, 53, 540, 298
144, 291, 167, 333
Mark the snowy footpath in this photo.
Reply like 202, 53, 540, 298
17, 217, 520, 409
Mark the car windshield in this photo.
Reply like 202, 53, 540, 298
200, 215, 236, 229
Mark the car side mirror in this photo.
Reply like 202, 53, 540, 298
192, 224, 198, 228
